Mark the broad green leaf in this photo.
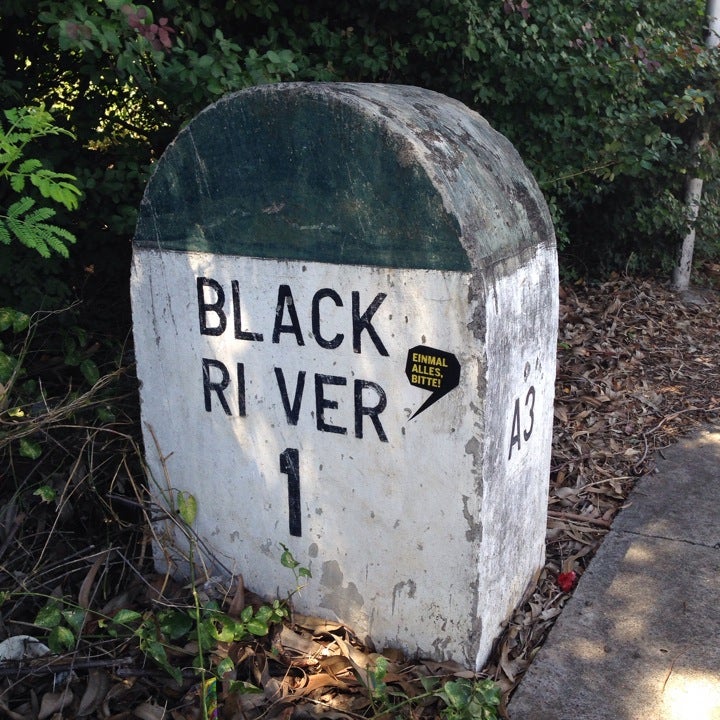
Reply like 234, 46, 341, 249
112, 608, 143, 626
141, 637, 169, 666
271, 600, 289, 620
214, 617, 240, 643
177, 491, 198, 525
141, 638, 182, 684
19, 439, 43, 460
12, 311, 30, 333
35, 603, 62, 629
158, 610, 193, 640
215, 656, 235, 679
253, 605, 274, 624
33, 485, 56, 502
279, 544, 298, 569
80, 358, 100, 385
0, 310, 13, 333
0, 351, 15, 383
49, 625, 75, 652
439, 679, 472, 708
245, 617, 269, 636
62, 608, 87, 633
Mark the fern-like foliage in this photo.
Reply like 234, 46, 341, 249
0, 198, 76, 258
11, 161, 82, 212
0, 105, 81, 258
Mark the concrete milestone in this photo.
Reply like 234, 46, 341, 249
130, 83, 558, 669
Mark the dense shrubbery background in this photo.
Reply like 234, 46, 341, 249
1, 0, 719, 455
3, 0, 720, 315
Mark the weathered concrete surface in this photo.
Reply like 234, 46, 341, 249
131, 83, 558, 669
134, 83, 551, 270
509, 426, 720, 720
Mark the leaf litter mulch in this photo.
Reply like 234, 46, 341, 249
1, 274, 719, 719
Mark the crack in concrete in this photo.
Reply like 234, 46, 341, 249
619, 528, 720, 550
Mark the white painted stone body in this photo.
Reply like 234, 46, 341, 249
130, 83, 558, 669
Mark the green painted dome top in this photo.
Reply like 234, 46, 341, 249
135, 83, 553, 272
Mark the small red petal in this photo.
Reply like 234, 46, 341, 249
557, 571, 577, 592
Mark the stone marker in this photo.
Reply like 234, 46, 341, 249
130, 83, 558, 669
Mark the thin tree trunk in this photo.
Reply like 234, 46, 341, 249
673, 0, 720, 291
673, 143, 705, 291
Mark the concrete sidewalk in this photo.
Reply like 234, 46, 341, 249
509, 425, 720, 720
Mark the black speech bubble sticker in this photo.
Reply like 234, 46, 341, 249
405, 345, 461, 420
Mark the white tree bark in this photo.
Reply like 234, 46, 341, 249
710, 0, 720, 46
673, 173, 704, 291
673, 0, 720, 291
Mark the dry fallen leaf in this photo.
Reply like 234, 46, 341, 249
38, 688, 74, 720
77, 669, 111, 717
133, 700, 168, 720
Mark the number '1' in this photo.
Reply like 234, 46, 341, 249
279, 448, 301, 537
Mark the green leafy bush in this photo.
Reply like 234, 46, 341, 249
258, 0, 720, 273
0, 105, 80, 258
2, 1, 719, 308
